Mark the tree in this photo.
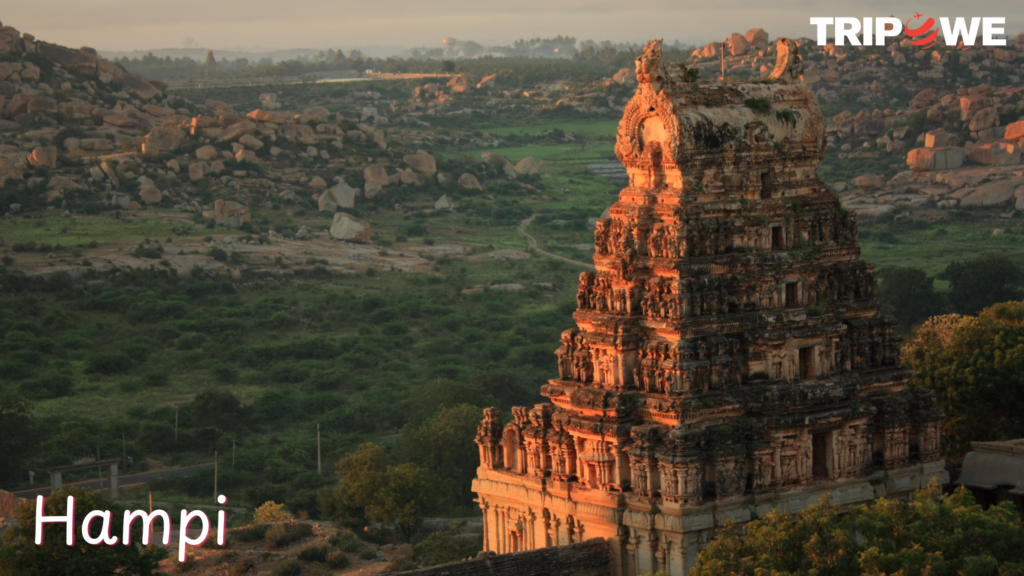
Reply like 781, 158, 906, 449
903, 301, 1024, 457
318, 443, 436, 540
190, 390, 247, 450
675, 62, 700, 82
0, 487, 167, 576
946, 254, 1023, 315
691, 482, 1024, 576
0, 392, 36, 486
398, 404, 482, 506
877, 266, 945, 331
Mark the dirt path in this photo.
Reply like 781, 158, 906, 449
517, 215, 595, 270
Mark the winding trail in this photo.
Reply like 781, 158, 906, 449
517, 215, 595, 269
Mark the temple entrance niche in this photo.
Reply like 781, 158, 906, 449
812, 431, 831, 479
799, 346, 815, 381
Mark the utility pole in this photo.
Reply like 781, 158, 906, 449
232, 440, 236, 471
175, 408, 178, 443
213, 451, 218, 500
149, 491, 153, 513
97, 446, 102, 490
317, 423, 321, 476
122, 433, 126, 465
720, 43, 726, 81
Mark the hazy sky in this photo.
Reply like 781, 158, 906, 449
4, 0, 1021, 54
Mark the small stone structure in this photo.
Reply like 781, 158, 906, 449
955, 439, 1024, 518
48, 457, 121, 499
473, 38, 947, 576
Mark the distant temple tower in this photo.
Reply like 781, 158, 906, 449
205, 50, 217, 67
473, 38, 947, 576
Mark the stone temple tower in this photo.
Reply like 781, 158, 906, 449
473, 38, 948, 576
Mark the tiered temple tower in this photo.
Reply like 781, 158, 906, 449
473, 39, 947, 576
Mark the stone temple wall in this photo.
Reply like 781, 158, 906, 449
473, 38, 948, 576
380, 538, 610, 576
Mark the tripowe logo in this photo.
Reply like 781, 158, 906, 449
810, 15, 1007, 47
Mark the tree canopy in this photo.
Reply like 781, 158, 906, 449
692, 482, 1024, 576
398, 403, 483, 507
878, 266, 946, 331
903, 301, 1024, 457
318, 443, 437, 540
0, 487, 167, 576
0, 391, 36, 486
190, 390, 248, 450
946, 254, 1024, 315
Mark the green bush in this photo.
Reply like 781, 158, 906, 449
744, 97, 771, 113
358, 549, 377, 560
85, 351, 134, 374
326, 549, 349, 569
209, 362, 239, 382
176, 332, 207, 350
143, 372, 170, 387
273, 559, 302, 576
297, 544, 330, 562
121, 343, 151, 363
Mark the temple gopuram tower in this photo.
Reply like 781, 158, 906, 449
473, 39, 947, 576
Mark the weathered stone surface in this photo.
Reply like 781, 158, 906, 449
971, 142, 1021, 166
968, 107, 998, 131
434, 194, 453, 210
139, 187, 162, 205
220, 120, 257, 141
27, 146, 57, 169
35, 42, 97, 74
195, 145, 218, 161
119, 73, 160, 100
238, 133, 264, 150
744, 28, 769, 47
726, 33, 750, 56
924, 129, 949, 148
514, 157, 540, 176
319, 181, 357, 212
364, 163, 389, 197
0, 157, 22, 186
189, 162, 208, 181
482, 152, 516, 177
394, 540, 608, 576
26, 96, 57, 115
1015, 186, 1024, 211
907, 147, 965, 171
308, 176, 327, 190
142, 126, 186, 154
1004, 121, 1024, 142
458, 173, 482, 189
960, 181, 1016, 207
234, 149, 257, 163
202, 199, 250, 227
247, 109, 292, 124
329, 212, 372, 243
404, 153, 437, 175
278, 123, 319, 145
852, 173, 885, 189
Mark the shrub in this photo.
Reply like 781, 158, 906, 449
744, 97, 772, 113
358, 549, 377, 560
326, 549, 349, 569
85, 351, 134, 374
274, 560, 302, 576
18, 374, 74, 399
176, 332, 207, 350
254, 501, 293, 525
121, 343, 151, 363
209, 247, 228, 262
297, 544, 329, 562
265, 523, 287, 548
210, 362, 239, 383
118, 380, 143, 393
143, 372, 169, 387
